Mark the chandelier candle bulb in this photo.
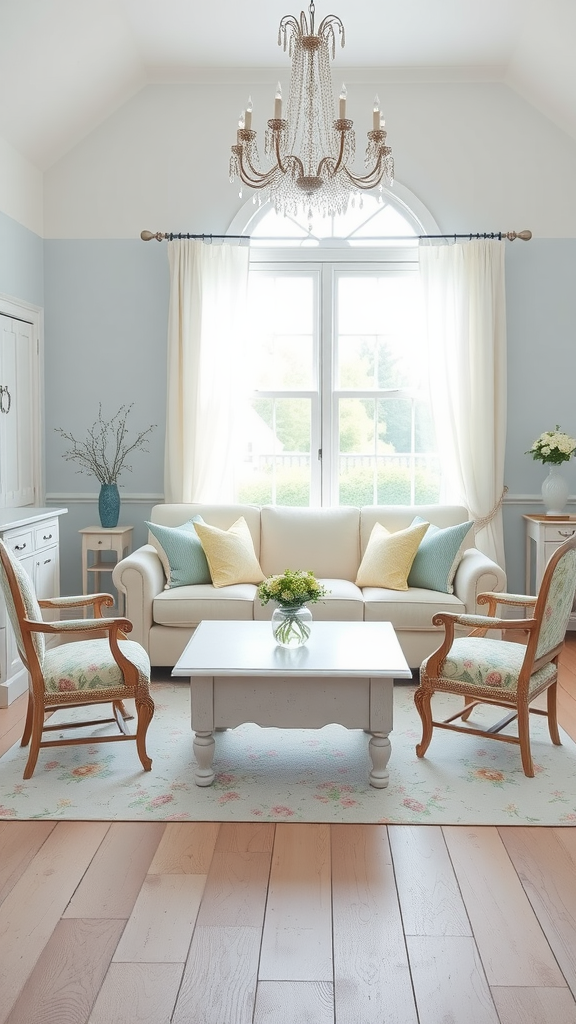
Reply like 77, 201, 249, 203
339, 84, 347, 118
274, 83, 282, 118
373, 96, 380, 130
244, 98, 253, 130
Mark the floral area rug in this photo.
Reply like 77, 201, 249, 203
1, 682, 576, 824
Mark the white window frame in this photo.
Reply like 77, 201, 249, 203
233, 185, 440, 507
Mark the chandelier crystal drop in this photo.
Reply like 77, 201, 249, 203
229, 1, 394, 222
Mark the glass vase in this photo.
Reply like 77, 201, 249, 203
271, 604, 312, 648
541, 466, 570, 516
98, 483, 120, 528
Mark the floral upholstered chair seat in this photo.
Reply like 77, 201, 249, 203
422, 636, 557, 698
42, 638, 151, 693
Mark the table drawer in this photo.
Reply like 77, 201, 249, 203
4, 530, 33, 557
86, 534, 114, 551
543, 524, 576, 543
34, 520, 59, 550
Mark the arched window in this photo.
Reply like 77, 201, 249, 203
231, 187, 441, 507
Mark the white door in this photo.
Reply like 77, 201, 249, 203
0, 314, 36, 507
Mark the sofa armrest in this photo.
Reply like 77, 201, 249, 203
112, 544, 165, 651
452, 547, 507, 613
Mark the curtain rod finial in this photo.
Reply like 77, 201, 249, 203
141, 230, 165, 241
504, 229, 532, 241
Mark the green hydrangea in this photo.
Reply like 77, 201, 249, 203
258, 569, 329, 608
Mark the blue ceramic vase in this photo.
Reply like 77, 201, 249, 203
98, 483, 120, 528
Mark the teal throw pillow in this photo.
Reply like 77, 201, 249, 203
146, 517, 211, 589
407, 516, 474, 594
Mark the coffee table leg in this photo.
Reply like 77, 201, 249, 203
368, 732, 391, 788
193, 731, 215, 786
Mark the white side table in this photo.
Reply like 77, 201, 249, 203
80, 526, 133, 615
523, 513, 576, 628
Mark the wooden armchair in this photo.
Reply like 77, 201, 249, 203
414, 534, 576, 777
0, 539, 154, 779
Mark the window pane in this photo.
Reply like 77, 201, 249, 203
237, 397, 311, 506
336, 276, 426, 390
247, 276, 314, 389
337, 396, 440, 505
338, 398, 377, 505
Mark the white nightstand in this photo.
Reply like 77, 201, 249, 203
523, 513, 576, 629
80, 525, 133, 615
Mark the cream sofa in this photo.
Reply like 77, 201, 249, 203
112, 503, 506, 669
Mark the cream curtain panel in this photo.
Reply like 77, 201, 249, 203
419, 239, 507, 568
164, 240, 250, 503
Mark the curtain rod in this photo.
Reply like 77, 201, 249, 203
140, 229, 532, 243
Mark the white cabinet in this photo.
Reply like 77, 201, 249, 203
0, 508, 67, 707
0, 313, 37, 508
524, 513, 576, 629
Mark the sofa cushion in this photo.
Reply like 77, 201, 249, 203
259, 505, 361, 580
153, 583, 258, 626
356, 521, 429, 590
363, 586, 464, 629
146, 517, 211, 589
408, 516, 474, 594
254, 579, 364, 622
194, 517, 264, 588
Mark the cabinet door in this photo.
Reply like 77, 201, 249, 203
0, 314, 36, 507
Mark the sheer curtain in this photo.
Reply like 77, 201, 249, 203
419, 239, 507, 568
164, 239, 250, 502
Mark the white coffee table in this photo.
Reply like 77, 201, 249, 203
172, 619, 411, 789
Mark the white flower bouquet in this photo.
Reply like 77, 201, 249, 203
258, 569, 329, 608
526, 426, 576, 466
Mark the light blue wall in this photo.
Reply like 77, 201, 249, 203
0, 209, 43, 306
43, 239, 169, 594
504, 238, 576, 592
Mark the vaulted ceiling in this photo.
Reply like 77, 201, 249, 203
1, 0, 574, 169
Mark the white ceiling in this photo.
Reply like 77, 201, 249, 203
0, 0, 575, 169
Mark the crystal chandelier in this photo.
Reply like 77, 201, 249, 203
229, 1, 394, 221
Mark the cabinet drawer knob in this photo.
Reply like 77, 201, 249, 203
44, 558, 52, 565
14, 543, 26, 551
42, 533, 53, 541
559, 530, 575, 538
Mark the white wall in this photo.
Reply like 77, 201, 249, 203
43, 81, 576, 239
0, 135, 43, 236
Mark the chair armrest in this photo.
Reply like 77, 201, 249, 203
433, 611, 536, 633
452, 548, 507, 613
24, 616, 132, 636
425, 611, 536, 675
479, 592, 538, 606
477, 591, 537, 616
39, 593, 114, 617
112, 544, 165, 651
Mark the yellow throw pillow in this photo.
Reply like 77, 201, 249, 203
193, 516, 264, 588
355, 521, 429, 591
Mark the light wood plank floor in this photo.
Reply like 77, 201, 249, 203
1, 640, 576, 1024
